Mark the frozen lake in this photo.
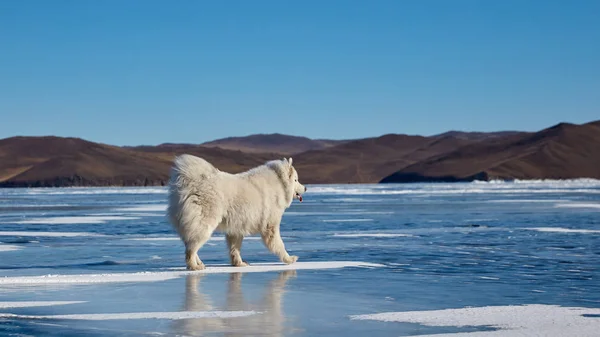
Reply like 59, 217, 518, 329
0, 181, 599, 336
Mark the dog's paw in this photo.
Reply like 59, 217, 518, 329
233, 261, 249, 267
187, 262, 206, 271
283, 255, 298, 264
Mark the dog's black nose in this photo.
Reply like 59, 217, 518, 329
304, 186, 307, 192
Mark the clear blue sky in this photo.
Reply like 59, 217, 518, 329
1, 1, 598, 145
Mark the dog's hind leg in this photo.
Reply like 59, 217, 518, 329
261, 221, 298, 265
184, 220, 217, 271
185, 241, 205, 271
226, 234, 248, 267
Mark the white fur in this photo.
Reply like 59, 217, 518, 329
167, 154, 306, 270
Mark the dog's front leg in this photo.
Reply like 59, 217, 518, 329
261, 221, 298, 264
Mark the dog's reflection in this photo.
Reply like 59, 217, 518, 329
172, 270, 297, 336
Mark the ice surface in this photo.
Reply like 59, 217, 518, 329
349, 304, 600, 337
0, 182, 598, 336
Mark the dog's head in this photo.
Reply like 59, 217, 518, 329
283, 157, 306, 202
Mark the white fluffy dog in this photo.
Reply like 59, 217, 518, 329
167, 154, 307, 270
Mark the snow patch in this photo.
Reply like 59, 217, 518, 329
349, 304, 600, 337
327, 198, 385, 203
0, 204, 72, 208
13, 216, 141, 224
0, 231, 106, 237
126, 236, 262, 242
0, 261, 383, 285
486, 199, 565, 203
126, 237, 179, 241
0, 272, 180, 285
309, 180, 600, 196
0, 301, 85, 309
0, 244, 22, 252
477, 178, 600, 185
0, 311, 258, 321
322, 219, 374, 223
116, 204, 167, 212
21, 188, 167, 195
285, 211, 393, 216
332, 233, 413, 238
523, 227, 600, 234
554, 203, 600, 209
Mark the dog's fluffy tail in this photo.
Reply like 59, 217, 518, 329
170, 154, 219, 185
167, 154, 218, 241
167, 154, 218, 221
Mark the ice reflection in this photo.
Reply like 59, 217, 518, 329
173, 270, 296, 336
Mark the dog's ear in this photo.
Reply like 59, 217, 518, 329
287, 158, 294, 178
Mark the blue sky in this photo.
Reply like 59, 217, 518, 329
1, 1, 598, 145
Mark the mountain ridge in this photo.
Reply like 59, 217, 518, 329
1, 120, 598, 187
380, 121, 600, 183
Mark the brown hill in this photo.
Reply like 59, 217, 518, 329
292, 134, 478, 184
380, 121, 600, 183
201, 133, 347, 155
1, 120, 597, 187
433, 131, 523, 141
0, 136, 275, 187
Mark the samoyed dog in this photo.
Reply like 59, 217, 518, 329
167, 154, 307, 270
